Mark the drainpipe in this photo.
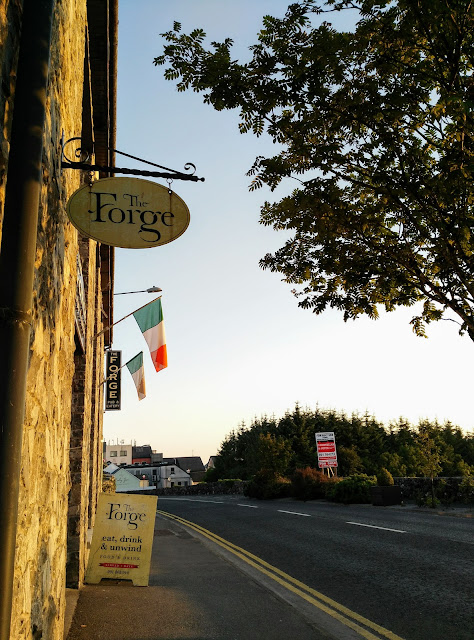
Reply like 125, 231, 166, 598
0, 1, 55, 638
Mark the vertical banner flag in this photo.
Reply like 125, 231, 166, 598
133, 298, 167, 372
126, 352, 146, 400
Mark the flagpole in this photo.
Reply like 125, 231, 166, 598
98, 352, 143, 387
98, 361, 128, 388
94, 295, 162, 339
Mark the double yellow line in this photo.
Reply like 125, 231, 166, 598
157, 510, 404, 640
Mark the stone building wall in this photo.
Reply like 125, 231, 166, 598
0, 1, 111, 638
0, 0, 22, 237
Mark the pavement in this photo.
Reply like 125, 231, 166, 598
64, 501, 472, 640
65, 511, 337, 640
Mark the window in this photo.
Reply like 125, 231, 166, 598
120, 450, 127, 456
177, 482, 181, 486
110, 451, 117, 457
170, 467, 175, 474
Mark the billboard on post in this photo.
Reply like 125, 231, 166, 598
315, 431, 338, 469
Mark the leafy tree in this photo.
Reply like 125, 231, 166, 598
248, 432, 293, 475
416, 424, 443, 503
337, 445, 363, 476
156, 0, 474, 338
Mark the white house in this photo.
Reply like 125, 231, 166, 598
104, 463, 155, 492
124, 463, 191, 489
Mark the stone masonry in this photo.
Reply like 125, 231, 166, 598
0, 1, 116, 638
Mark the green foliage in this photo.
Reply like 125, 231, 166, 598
417, 425, 443, 480
415, 491, 440, 509
458, 475, 474, 505
376, 467, 394, 486
328, 474, 377, 504
157, 0, 474, 339
244, 470, 291, 500
211, 404, 473, 484
249, 432, 293, 475
291, 466, 333, 500
202, 467, 220, 482
337, 446, 363, 476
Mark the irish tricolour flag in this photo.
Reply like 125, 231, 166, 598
126, 352, 146, 400
133, 298, 167, 372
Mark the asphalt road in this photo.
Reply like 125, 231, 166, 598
157, 495, 473, 640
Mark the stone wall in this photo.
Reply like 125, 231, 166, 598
0, 0, 22, 237
0, 2, 107, 638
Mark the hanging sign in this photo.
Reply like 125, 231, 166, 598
66, 177, 190, 248
85, 493, 157, 586
315, 431, 338, 468
105, 350, 121, 410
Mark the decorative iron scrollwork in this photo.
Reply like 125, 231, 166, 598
61, 136, 91, 166
60, 134, 204, 182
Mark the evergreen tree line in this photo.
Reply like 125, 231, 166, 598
208, 405, 474, 481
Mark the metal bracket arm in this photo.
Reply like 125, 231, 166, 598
60, 136, 205, 182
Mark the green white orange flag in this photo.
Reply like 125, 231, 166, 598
125, 352, 146, 400
132, 298, 167, 372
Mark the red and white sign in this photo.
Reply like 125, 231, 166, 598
318, 459, 337, 468
315, 432, 338, 468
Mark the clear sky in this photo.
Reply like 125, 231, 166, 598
104, 0, 473, 465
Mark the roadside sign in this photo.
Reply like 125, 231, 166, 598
315, 432, 338, 469
85, 493, 157, 586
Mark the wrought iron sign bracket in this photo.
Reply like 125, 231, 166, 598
60, 135, 205, 182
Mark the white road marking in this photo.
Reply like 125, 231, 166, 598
278, 510, 311, 517
347, 521, 406, 533
159, 498, 225, 504
237, 504, 258, 508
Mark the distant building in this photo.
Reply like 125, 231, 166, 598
175, 456, 206, 483
124, 462, 191, 489
104, 463, 154, 492
132, 444, 152, 464
104, 442, 133, 466
206, 456, 218, 469
151, 451, 164, 464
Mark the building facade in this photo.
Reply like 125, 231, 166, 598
105, 442, 133, 466
0, 1, 118, 638
125, 463, 192, 489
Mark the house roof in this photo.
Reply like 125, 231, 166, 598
103, 463, 119, 474
175, 457, 205, 472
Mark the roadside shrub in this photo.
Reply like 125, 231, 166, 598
458, 475, 474, 505
376, 468, 394, 486
415, 491, 440, 508
220, 479, 242, 488
244, 470, 291, 500
203, 467, 220, 482
291, 467, 331, 500
102, 473, 116, 494
328, 474, 376, 504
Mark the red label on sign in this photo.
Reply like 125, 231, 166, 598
317, 443, 336, 452
99, 563, 139, 569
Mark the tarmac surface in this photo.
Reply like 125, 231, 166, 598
65, 512, 335, 640
65, 501, 472, 640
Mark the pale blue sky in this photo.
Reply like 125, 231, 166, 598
104, 0, 472, 464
